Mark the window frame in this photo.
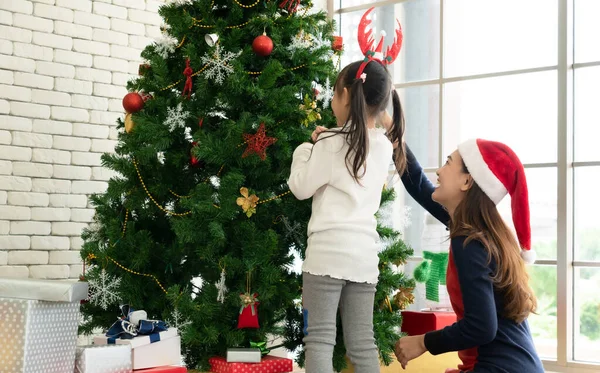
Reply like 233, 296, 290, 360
329, 0, 600, 371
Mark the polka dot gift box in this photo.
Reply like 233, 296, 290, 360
208, 355, 293, 373
0, 277, 89, 373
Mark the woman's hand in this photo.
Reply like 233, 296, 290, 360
394, 335, 427, 369
311, 126, 327, 142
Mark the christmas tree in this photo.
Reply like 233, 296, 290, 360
79, 0, 414, 371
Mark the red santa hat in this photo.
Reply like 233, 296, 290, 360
457, 139, 535, 264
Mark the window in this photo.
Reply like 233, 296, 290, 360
332, 0, 600, 371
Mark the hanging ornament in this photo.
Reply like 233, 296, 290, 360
123, 92, 144, 113
313, 77, 333, 109
332, 36, 343, 52
124, 113, 135, 133
157, 151, 165, 164
236, 187, 259, 218
205, 33, 219, 46
238, 272, 259, 329
190, 142, 204, 168
279, 0, 300, 13
200, 44, 242, 85
215, 264, 228, 304
88, 268, 122, 310
287, 30, 312, 55
241, 123, 278, 160
138, 63, 151, 76
182, 58, 194, 99
393, 287, 415, 310
252, 31, 274, 57
164, 103, 190, 132
299, 94, 321, 127
140, 91, 153, 102
414, 251, 448, 302
198, 117, 204, 128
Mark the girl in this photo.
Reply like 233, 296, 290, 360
287, 59, 406, 373
393, 138, 544, 373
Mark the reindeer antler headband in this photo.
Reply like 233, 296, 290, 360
355, 7, 403, 81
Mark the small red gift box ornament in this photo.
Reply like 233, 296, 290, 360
237, 292, 259, 329
332, 36, 343, 52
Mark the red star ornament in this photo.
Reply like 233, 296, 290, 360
242, 123, 278, 160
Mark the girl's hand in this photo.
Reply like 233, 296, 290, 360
311, 126, 327, 142
394, 335, 427, 369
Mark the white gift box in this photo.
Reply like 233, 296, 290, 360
226, 348, 262, 363
0, 277, 88, 373
75, 345, 132, 373
93, 328, 181, 370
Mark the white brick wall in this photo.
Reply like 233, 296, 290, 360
0, 0, 166, 279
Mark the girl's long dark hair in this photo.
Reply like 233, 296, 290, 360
317, 60, 407, 181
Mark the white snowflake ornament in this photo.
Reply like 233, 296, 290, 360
165, 103, 190, 132
315, 77, 333, 108
155, 34, 178, 59
200, 44, 242, 85
215, 268, 227, 304
168, 308, 192, 331
157, 152, 165, 164
88, 269, 122, 310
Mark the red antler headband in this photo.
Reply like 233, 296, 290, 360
355, 7, 403, 81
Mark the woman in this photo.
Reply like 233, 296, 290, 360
394, 138, 544, 373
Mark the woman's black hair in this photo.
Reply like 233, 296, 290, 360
317, 60, 407, 181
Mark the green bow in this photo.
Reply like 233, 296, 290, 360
250, 341, 270, 356
414, 251, 448, 302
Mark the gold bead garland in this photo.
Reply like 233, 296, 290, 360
87, 253, 168, 294
133, 158, 192, 216
257, 191, 291, 205
233, 0, 261, 8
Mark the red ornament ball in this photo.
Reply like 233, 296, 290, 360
122, 92, 144, 113
252, 34, 273, 57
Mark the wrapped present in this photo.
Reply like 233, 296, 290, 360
75, 344, 132, 373
133, 366, 186, 372
209, 355, 293, 373
400, 310, 457, 336
0, 277, 88, 373
94, 306, 181, 370
226, 348, 261, 363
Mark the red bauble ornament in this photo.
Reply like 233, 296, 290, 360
122, 92, 144, 113
252, 33, 273, 57
332, 36, 343, 52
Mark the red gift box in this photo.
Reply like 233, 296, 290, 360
134, 366, 187, 372
209, 355, 293, 373
401, 311, 457, 336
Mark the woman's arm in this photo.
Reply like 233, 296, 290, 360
287, 140, 333, 200
424, 237, 498, 354
380, 110, 449, 225
401, 146, 450, 226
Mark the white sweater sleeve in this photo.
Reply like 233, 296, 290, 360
288, 141, 333, 200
